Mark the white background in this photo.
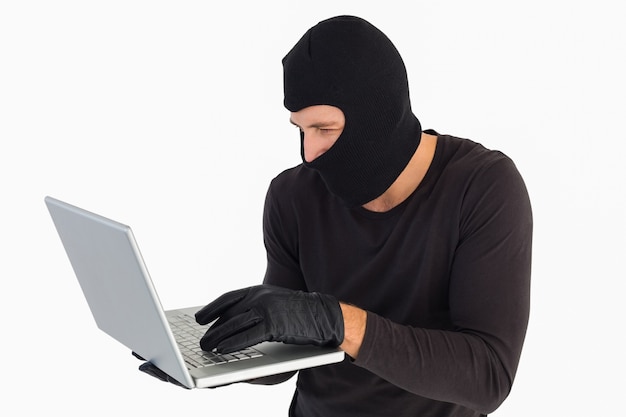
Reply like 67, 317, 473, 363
1, 1, 624, 415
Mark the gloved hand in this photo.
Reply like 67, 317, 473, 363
132, 352, 189, 389
195, 285, 344, 354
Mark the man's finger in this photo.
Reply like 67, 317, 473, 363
195, 287, 250, 325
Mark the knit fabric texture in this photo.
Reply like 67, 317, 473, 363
282, 15, 422, 207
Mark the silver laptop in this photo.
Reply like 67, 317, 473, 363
44, 196, 344, 389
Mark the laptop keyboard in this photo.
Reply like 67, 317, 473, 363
168, 313, 263, 369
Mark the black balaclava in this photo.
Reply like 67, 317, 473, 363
282, 15, 422, 208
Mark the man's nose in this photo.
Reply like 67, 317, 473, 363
302, 133, 328, 162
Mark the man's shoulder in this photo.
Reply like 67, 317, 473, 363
434, 133, 527, 203
271, 164, 310, 187
268, 164, 327, 198
426, 132, 527, 200
436, 133, 514, 174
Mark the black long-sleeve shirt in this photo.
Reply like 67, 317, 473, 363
261, 132, 533, 416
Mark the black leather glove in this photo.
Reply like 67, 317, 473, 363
195, 285, 344, 354
132, 352, 189, 389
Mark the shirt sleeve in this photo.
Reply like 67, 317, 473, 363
245, 178, 306, 386
354, 156, 533, 414
262, 179, 308, 291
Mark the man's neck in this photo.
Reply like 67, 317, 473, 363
361, 132, 437, 213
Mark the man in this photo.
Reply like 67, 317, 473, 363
192, 15, 531, 416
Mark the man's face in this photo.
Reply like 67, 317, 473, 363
290, 105, 345, 163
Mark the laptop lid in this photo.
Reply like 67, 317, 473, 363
45, 196, 344, 389
45, 196, 196, 387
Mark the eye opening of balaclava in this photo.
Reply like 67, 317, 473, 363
282, 15, 422, 208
